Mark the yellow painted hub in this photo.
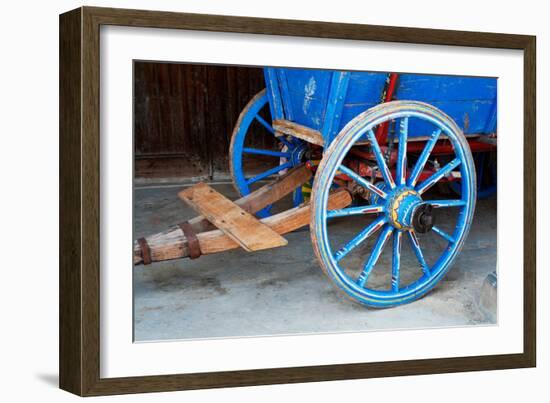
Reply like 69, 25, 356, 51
387, 188, 422, 230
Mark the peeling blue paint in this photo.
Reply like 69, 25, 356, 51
303, 76, 317, 114
263, 67, 497, 136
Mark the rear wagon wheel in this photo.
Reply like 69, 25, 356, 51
229, 89, 306, 217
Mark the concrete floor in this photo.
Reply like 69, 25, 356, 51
133, 182, 497, 342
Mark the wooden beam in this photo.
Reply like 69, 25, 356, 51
273, 119, 324, 146
179, 183, 288, 252
273, 119, 370, 146
187, 164, 311, 234
134, 188, 352, 264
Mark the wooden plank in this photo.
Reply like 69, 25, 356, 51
134, 164, 311, 263
273, 119, 324, 146
273, 119, 370, 146
178, 183, 288, 252
272, 118, 483, 148
134, 188, 352, 264
185, 164, 311, 233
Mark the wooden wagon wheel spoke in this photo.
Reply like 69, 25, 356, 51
407, 128, 442, 187
431, 226, 456, 244
246, 161, 293, 185
327, 204, 384, 219
357, 224, 393, 287
253, 113, 275, 134
333, 216, 386, 262
396, 117, 409, 186
337, 164, 388, 199
427, 199, 467, 208
254, 112, 296, 148
275, 134, 294, 149
406, 229, 431, 276
366, 129, 396, 189
415, 158, 461, 195
391, 229, 402, 292
254, 111, 295, 149
242, 147, 291, 158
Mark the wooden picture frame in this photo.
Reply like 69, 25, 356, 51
59, 6, 536, 396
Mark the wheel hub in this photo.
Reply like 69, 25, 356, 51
385, 188, 433, 231
289, 142, 307, 166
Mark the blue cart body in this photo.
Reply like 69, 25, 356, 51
264, 68, 497, 145
228, 67, 496, 307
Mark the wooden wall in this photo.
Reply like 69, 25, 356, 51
134, 62, 266, 179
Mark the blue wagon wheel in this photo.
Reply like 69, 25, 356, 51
450, 151, 497, 199
229, 89, 306, 217
310, 101, 476, 307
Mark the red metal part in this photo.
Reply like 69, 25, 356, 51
306, 134, 495, 188
339, 137, 496, 185
344, 159, 444, 184
350, 138, 496, 162
406, 139, 496, 155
